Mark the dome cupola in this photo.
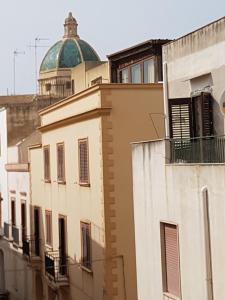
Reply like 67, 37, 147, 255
40, 13, 100, 73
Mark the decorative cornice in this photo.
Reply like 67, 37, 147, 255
39, 107, 111, 133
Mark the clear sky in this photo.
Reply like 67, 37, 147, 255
0, 0, 225, 95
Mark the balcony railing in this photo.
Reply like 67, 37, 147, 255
0, 290, 9, 300
170, 136, 225, 163
12, 226, 20, 245
45, 250, 69, 284
3, 223, 10, 239
22, 235, 40, 258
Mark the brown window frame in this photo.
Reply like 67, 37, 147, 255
160, 222, 181, 298
43, 145, 51, 182
45, 210, 52, 246
80, 221, 92, 271
117, 56, 155, 84
57, 143, 66, 184
78, 138, 90, 186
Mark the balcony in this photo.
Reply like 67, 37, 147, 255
170, 136, 225, 164
45, 251, 69, 286
12, 226, 20, 245
22, 235, 41, 263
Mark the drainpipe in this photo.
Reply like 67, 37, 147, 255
201, 186, 214, 300
163, 62, 169, 138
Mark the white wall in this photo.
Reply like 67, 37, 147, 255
0, 108, 9, 224
132, 140, 225, 300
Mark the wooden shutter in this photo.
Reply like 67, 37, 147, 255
163, 223, 180, 297
81, 221, 91, 269
79, 139, 89, 185
201, 93, 214, 136
44, 146, 50, 181
57, 143, 65, 182
45, 211, 52, 245
169, 98, 193, 139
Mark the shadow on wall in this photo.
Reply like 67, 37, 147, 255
29, 205, 126, 300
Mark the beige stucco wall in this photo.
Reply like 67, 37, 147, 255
100, 85, 164, 300
30, 117, 105, 299
71, 61, 109, 94
132, 139, 225, 300
31, 83, 164, 300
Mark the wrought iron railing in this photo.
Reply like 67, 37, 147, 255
0, 290, 9, 300
22, 235, 40, 258
3, 223, 10, 239
45, 250, 69, 283
170, 135, 225, 163
12, 226, 20, 245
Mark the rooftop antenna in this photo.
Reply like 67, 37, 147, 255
13, 50, 25, 95
28, 37, 49, 94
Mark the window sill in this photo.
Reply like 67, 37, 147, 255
57, 180, 66, 185
163, 292, 180, 300
80, 265, 93, 274
44, 179, 51, 183
79, 182, 90, 187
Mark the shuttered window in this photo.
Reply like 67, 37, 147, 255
169, 98, 193, 139
81, 221, 91, 270
78, 139, 89, 185
57, 143, 65, 182
45, 211, 52, 246
161, 223, 180, 297
43, 146, 50, 181
201, 93, 214, 136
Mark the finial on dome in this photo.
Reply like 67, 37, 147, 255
63, 12, 79, 39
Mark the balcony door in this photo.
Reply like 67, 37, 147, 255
34, 207, 40, 256
21, 203, 26, 241
58, 216, 67, 275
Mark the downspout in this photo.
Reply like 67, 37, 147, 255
201, 186, 214, 300
163, 62, 169, 138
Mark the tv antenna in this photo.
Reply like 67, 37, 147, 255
28, 37, 49, 94
13, 50, 25, 95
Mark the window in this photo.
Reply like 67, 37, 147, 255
78, 139, 89, 186
131, 64, 141, 83
45, 211, 52, 246
81, 221, 91, 270
45, 83, 51, 92
91, 76, 102, 86
11, 199, 16, 226
43, 146, 51, 181
57, 143, 65, 183
118, 57, 156, 84
21, 202, 26, 240
120, 68, 129, 83
161, 223, 180, 297
144, 59, 154, 83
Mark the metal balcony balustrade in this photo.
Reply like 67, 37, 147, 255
170, 135, 225, 163
0, 290, 9, 300
22, 235, 40, 258
12, 225, 20, 245
45, 250, 69, 284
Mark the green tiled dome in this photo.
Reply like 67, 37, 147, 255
40, 38, 100, 72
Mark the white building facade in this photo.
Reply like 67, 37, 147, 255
132, 16, 225, 300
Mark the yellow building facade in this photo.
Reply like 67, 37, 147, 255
29, 83, 164, 300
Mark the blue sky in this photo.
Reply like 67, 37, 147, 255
0, 0, 225, 95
